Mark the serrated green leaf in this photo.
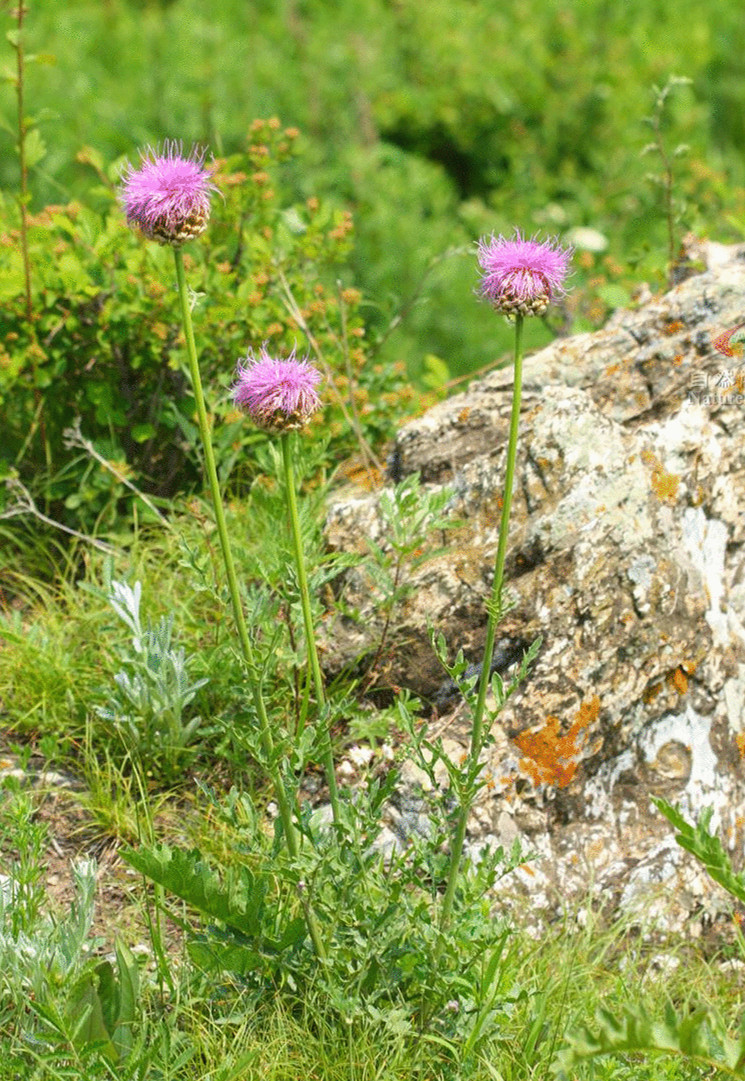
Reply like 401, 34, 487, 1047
554, 1002, 745, 1076
274, 915, 307, 951
653, 798, 745, 906
503, 636, 540, 701
120, 843, 268, 936
188, 937, 263, 976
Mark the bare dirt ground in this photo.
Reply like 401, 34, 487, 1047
0, 748, 185, 959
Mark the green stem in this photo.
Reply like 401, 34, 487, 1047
436, 313, 525, 939
172, 249, 328, 961
13, 3, 50, 475
471, 313, 524, 752
280, 432, 341, 823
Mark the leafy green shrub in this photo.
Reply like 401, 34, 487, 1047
5, 0, 745, 420
122, 763, 527, 1058
0, 121, 422, 537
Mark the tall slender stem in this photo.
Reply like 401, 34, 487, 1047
172, 249, 328, 959
436, 313, 525, 939
471, 313, 524, 753
11, 2, 49, 470
13, 2, 31, 324
280, 432, 341, 823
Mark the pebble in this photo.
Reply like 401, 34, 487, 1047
0, 754, 79, 790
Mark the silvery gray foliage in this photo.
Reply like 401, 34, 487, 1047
96, 580, 209, 776
0, 859, 97, 998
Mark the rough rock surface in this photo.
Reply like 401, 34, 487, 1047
325, 239, 745, 930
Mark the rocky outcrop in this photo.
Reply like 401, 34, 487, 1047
325, 239, 745, 929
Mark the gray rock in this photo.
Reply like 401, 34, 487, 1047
325, 238, 745, 929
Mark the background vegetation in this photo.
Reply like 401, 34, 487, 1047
4, 0, 745, 375
2, 0, 745, 543
2, 2, 745, 1078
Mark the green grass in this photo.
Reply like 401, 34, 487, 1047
0, 508, 258, 748
2, 4, 745, 1073
1, 533, 743, 1080
0, 826, 734, 1081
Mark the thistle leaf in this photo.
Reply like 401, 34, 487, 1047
554, 1002, 745, 1077
121, 844, 268, 937
652, 798, 745, 907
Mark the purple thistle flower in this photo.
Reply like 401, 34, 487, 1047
477, 230, 572, 316
120, 141, 217, 246
233, 346, 322, 433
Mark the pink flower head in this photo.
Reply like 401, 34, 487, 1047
120, 141, 217, 246
477, 230, 572, 316
233, 346, 322, 433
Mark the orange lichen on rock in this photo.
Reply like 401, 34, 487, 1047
735, 732, 745, 761
667, 667, 689, 695
642, 449, 681, 504
338, 460, 383, 490
514, 695, 600, 787
651, 468, 680, 503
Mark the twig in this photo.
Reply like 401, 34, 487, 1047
62, 418, 171, 527
1, 477, 117, 553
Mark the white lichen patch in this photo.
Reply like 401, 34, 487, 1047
681, 507, 729, 644
651, 402, 723, 470
723, 664, 745, 733
626, 553, 658, 614
639, 706, 721, 821
582, 748, 635, 821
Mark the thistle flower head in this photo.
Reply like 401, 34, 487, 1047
477, 230, 572, 316
233, 346, 322, 433
120, 141, 217, 246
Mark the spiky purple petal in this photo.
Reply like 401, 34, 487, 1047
477, 230, 572, 316
233, 347, 322, 432
120, 141, 216, 245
